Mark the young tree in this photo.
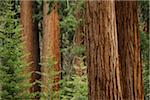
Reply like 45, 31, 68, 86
115, 1, 144, 100
42, 1, 60, 98
85, 0, 122, 99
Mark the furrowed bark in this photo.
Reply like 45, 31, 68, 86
115, 1, 144, 100
85, 0, 122, 100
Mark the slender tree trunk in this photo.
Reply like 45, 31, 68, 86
32, 20, 41, 99
85, 0, 122, 100
32, 2, 41, 99
42, 1, 60, 98
115, 1, 144, 100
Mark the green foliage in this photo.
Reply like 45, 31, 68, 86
0, 0, 26, 99
71, 45, 86, 57
140, 31, 150, 100
60, 74, 88, 100
138, 1, 150, 100
59, 0, 85, 75
33, 0, 43, 22
138, 1, 149, 22
39, 56, 60, 100
58, 1, 88, 99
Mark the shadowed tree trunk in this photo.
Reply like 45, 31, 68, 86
42, 1, 60, 98
115, 1, 144, 100
32, 1, 41, 97
32, 20, 41, 99
85, 0, 122, 100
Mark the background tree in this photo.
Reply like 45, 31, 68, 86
42, 1, 60, 99
59, 1, 88, 99
85, 0, 122, 99
115, 1, 144, 100
73, 0, 85, 76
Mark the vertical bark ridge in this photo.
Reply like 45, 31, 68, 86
85, 1, 122, 100
115, 1, 144, 100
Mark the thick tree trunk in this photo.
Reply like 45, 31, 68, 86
20, 2, 40, 99
85, 0, 122, 100
42, 1, 60, 98
115, 1, 144, 100
20, 0, 34, 93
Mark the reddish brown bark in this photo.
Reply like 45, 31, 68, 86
85, 0, 122, 100
20, 0, 34, 93
115, 1, 144, 100
42, 1, 60, 97
20, 1, 40, 99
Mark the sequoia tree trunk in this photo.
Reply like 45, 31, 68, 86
85, 0, 122, 100
115, 1, 144, 100
20, 1, 40, 99
20, 0, 35, 94
42, 1, 60, 98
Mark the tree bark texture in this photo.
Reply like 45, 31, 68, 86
20, 2, 41, 99
115, 1, 144, 100
42, 1, 60, 96
85, 1, 122, 100
20, 0, 35, 93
